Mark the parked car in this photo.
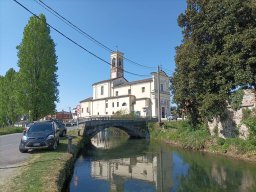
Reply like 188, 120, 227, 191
24, 122, 33, 131
53, 119, 67, 137
19, 120, 60, 153
167, 114, 178, 121
65, 119, 76, 127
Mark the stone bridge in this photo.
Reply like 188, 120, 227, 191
80, 118, 150, 139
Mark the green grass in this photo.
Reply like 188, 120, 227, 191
210, 137, 256, 154
0, 127, 24, 135
5, 129, 85, 192
149, 121, 256, 160
149, 121, 211, 150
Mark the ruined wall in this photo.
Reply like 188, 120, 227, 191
208, 89, 256, 139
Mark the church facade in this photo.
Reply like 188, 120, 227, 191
80, 51, 170, 118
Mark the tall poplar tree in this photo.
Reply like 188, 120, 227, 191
17, 14, 59, 121
173, 0, 256, 125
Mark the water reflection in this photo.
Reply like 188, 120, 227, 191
69, 129, 256, 192
91, 129, 128, 149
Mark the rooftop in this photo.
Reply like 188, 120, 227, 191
80, 97, 93, 103
114, 78, 153, 87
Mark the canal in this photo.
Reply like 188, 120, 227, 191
68, 128, 256, 192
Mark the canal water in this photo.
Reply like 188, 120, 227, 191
68, 129, 256, 192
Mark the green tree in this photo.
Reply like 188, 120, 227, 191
172, 40, 203, 125
4, 69, 20, 125
173, 0, 256, 125
0, 69, 20, 126
0, 75, 5, 126
17, 14, 59, 121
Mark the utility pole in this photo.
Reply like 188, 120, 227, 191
158, 65, 161, 124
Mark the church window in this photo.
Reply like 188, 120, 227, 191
128, 89, 131, 94
112, 102, 114, 107
101, 86, 104, 95
106, 103, 108, 108
122, 102, 127, 106
118, 59, 122, 67
142, 87, 145, 93
160, 84, 164, 92
112, 58, 116, 67
117, 102, 119, 107
116, 91, 118, 96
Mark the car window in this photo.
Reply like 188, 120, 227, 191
28, 123, 53, 133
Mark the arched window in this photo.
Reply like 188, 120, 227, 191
122, 102, 127, 106
118, 59, 122, 67
112, 58, 116, 67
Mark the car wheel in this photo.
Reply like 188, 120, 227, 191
19, 142, 28, 153
50, 140, 58, 151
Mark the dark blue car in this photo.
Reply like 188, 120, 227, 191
19, 121, 60, 153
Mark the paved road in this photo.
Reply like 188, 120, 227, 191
0, 125, 81, 186
0, 125, 80, 167
0, 133, 30, 167
0, 133, 31, 186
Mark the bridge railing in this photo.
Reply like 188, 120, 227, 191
78, 116, 157, 124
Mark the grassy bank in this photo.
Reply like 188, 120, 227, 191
149, 121, 256, 162
3, 129, 87, 192
0, 127, 24, 135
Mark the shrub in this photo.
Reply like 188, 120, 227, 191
243, 116, 256, 136
213, 126, 218, 136
229, 89, 244, 110
112, 110, 136, 119
217, 137, 225, 145
242, 108, 252, 120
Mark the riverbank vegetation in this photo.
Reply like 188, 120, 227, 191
149, 121, 256, 162
0, 127, 23, 136
3, 129, 85, 192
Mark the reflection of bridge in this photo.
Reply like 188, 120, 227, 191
80, 117, 151, 139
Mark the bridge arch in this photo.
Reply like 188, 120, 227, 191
83, 119, 150, 139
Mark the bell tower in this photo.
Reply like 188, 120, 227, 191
110, 51, 124, 79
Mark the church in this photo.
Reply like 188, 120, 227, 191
80, 51, 170, 118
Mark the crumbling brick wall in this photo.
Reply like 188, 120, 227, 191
208, 89, 256, 139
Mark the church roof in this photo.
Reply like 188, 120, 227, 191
114, 78, 152, 87
80, 97, 93, 103
92, 77, 128, 86
92, 79, 111, 86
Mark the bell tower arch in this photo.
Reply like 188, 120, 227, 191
110, 51, 124, 79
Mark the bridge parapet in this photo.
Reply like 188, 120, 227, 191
81, 119, 150, 139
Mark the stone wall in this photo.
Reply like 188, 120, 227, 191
208, 89, 255, 139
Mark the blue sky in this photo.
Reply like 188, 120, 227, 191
0, 0, 187, 111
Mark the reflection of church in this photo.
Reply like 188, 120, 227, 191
91, 154, 173, 192
90, 132, 173, 191
80, 51, 170, 118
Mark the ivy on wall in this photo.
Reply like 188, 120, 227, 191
229, 90, 244, 111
